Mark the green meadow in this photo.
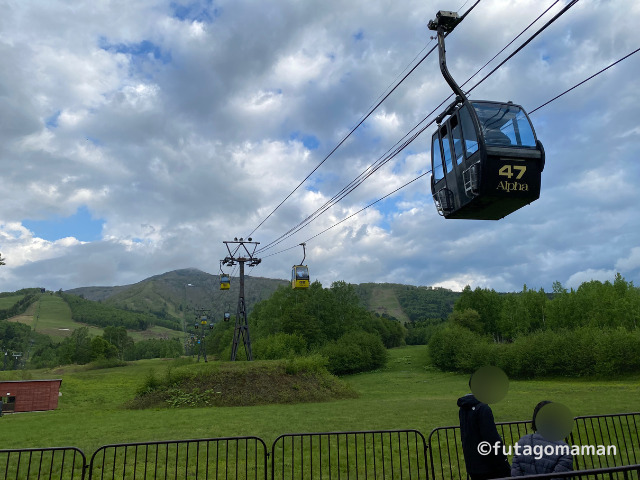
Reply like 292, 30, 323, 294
1, 346, 638, 454
7, 294, 181, 342
0, 295, 25, 310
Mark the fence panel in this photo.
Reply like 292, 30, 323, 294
0, 447, 86, 480
428, 413, 640, 480
88, 436, 267, 480
427, 420, 532, 480
571, 413, 640, 472
271, 429, 428, 480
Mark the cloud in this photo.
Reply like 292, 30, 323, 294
0, 0, 639, 294
566, 269, 618, 291
615, 247, 640, 274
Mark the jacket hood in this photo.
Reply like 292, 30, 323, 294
457, 393, 481, 409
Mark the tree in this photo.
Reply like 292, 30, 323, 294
57, 327, 92, 364
0, 253, 5, 265
103, 326, 134, 359
450, 308, 483, 334
90, 336, 119, 361
455, 286, 503, 337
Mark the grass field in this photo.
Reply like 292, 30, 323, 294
368, 286, 411, 323
0, 295, 24, 310
0, 346, 639, 454
6, 294, 183, 342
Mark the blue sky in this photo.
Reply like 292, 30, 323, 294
22, 206, 104, 243
1, 0, 639, 293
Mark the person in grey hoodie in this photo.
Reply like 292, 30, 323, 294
511, 401, 574, 478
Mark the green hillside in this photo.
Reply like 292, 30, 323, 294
2, 270, 460, 368
5, 293, 181, 342
0, 346, 638, 454
4, 272, 459, 344
355, 283, 460, 322
68, 268, 291, 323
0, 294, 24, 309
68, 271, 458, 326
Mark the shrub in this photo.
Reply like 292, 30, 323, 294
284, 354, 329, 375
431, 324, 640, 379
428, 325, 488, 372
85, 358, 127, 370
321, 330, 387, 375
137, 369, 162, 395
594, 328, 640, 376
253, 333, 307, 360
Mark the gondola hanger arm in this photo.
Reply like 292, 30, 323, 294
299, 243, 306, 265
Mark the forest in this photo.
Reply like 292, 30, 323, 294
28, 326, 183, 368
429, 274, 640, 377
59, 292, 182, 331
204, 280, 405, 375
0, 289, 41, 321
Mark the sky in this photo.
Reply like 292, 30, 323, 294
1, 0, 639, 294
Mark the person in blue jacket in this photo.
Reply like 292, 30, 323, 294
511, 401, 574, 478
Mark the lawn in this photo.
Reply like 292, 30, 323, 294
0, 346, 638, 454
0, 295, 24, 310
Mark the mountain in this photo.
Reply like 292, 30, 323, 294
66, 268, 291, 323
65, 270, 460, 325
2, 271, 458, 351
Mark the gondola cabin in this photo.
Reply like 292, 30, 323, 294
431, 100, 544, 220
220, 274, 230, 290
427, 10, 544, 220
291, 265, 310, 290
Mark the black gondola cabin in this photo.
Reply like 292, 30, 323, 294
431, 100, 544, 219
428, 10, 544, 220
291, 265, 310, 290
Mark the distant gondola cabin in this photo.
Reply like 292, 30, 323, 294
291, 265, 310, 290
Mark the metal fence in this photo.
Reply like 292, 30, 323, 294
88, 437, 267, 480
572, 413, 640, 471
2, 412, 639, 480
271, 429, 428, 480
0, 447, 86, 480
427, 419, 533, 480
426, 413, 640, 480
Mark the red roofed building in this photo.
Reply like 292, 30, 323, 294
0, 379, 62, 413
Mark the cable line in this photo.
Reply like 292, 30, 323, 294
256, 115, 433, 255
247, 1, 482, 239
461, 0, 561, 93
261, 170, 431, 260
530, 46, 640, 114
246, 45, 436, 239
256, 0, 559, 254
467, 0, 580, 95
258, 3, 628, 261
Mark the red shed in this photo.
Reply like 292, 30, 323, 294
0, 379, 62, 413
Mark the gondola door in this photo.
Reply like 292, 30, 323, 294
432, 111, 474, 216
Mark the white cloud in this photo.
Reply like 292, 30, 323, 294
0, 0, 639, 293
615, 247, 640, 273
566, 269, 618, 290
